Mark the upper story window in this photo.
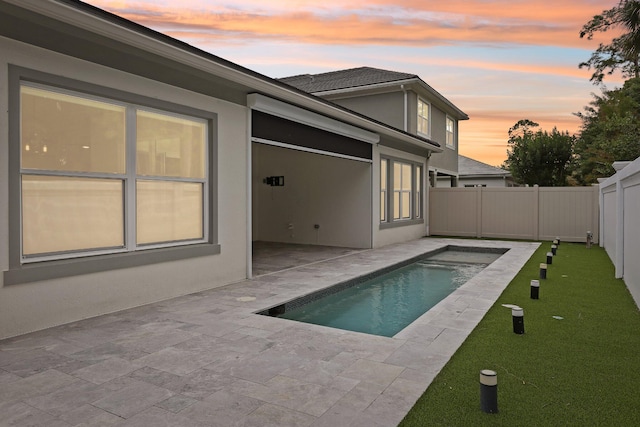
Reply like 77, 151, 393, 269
417, 98, 430, 137
380, 157, 423, 227
446, 116, 455, 148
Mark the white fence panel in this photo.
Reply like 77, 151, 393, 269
429, 185, 599, 243
599, 157, 640, 308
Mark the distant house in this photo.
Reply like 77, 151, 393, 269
0, 0, 447, 338
436, 155, 519, 187
279, 67, 469, 187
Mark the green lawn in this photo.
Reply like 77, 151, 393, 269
400, 243, 640, 426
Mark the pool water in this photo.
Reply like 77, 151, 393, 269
277, 258, 490, 337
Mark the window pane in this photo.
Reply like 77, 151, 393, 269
393, 192, 400, 219
418, 100, 429, 135
21, 86, 126, 174
22, 175, 124, 255
394, 163, 402, 191
137, 111, 206, 179
380, 159, 387, 222
416, 166, 422, 218
401, 192, 410, 219
402, 164, 412, 191
137, 180, 203, 244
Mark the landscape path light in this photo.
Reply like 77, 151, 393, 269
530, 279, 540, 299
480, 369, 498, 413
512, 306, 525, 334
539, 263, 547, 279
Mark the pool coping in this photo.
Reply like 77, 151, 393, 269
255, 244, 509, 336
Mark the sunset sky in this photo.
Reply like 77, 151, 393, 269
85, 0, 624, 166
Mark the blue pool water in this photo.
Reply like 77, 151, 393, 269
276, 258, 490, 337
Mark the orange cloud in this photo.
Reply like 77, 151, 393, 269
89, 0, 612, 50
86, 0, 612, 167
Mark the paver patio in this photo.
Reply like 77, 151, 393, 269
0, 238, 538, 426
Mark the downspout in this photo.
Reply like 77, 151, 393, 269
400, 84, 408, 132
425, 152, 431, 236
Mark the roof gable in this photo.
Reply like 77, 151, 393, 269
279, 66, 468, 121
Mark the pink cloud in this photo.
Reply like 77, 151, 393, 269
88, 0, 611, 49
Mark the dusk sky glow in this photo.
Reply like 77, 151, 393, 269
86, 0, 624, 166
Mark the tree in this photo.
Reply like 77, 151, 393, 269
573, 77, 640, 184
579, 0, 640, 84
502, 120, 575, 186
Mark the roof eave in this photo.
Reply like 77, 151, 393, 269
311, 77, 469, 121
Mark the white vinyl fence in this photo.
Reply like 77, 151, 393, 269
599, 157, 640, 308
429, 185, 599, 243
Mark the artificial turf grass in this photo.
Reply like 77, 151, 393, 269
399, 242, 640, 426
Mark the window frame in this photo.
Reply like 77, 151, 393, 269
446, 115, 456, 148
380, 155, 424, 229
5, 66, 220, 286
417, 98, 430, 138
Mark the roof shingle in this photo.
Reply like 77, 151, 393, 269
279, 66, 418, 93
459, 155, 510, 177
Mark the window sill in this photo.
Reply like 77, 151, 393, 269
3, 243, 221, 286
379, 219, 424, 230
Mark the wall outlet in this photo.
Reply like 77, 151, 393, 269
314, 224, 320, 229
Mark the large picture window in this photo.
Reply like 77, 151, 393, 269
17, 78, 212, 265
380, 157, 423, 227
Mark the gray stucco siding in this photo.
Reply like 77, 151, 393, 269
330, 92, 406, 131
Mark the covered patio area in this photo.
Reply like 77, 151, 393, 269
251, 241, 364, 276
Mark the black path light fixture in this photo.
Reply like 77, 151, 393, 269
480, 369, 498, 413
512, 306, 525, 334
530, 279, 540, 300
539, 263, 547, 279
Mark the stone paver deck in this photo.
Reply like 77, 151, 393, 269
0, 238, 538, 426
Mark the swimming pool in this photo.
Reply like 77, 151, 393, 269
258, 247, 506, 337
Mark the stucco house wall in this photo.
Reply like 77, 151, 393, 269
252, 143, 372, 248
330, 92, 405, 131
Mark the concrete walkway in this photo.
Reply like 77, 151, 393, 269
0, 238, 538, 426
